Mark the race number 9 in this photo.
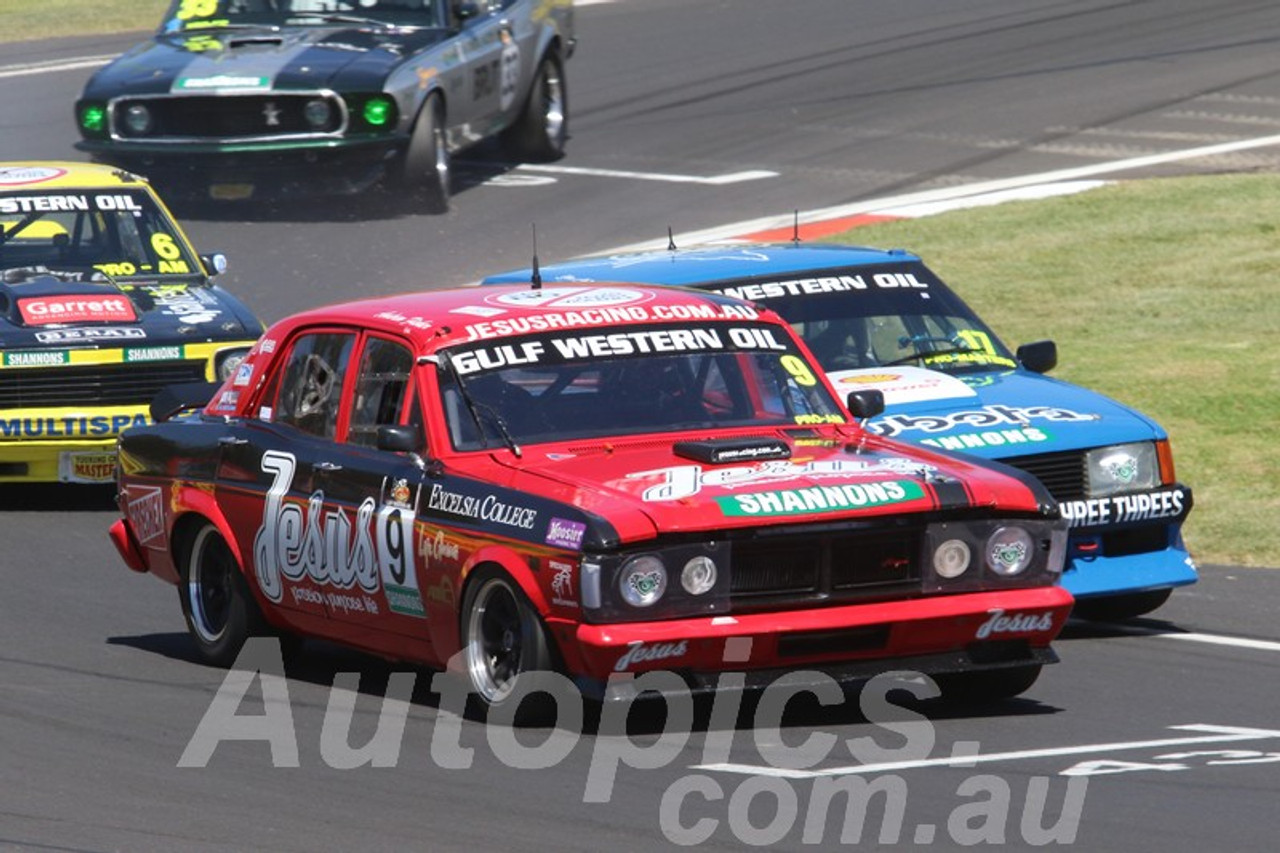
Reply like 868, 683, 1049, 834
377, 506, 416, 587
177, 0, 219, 20
780, 354, 818, 387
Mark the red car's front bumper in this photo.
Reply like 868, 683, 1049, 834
568, 586, 1073, 697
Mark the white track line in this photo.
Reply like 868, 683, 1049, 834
0, 56, 116, 79
1155, 632, 1280, 653
611, 133, 1280, 252
694, 724, 1280, 779
516, 164, 778, 185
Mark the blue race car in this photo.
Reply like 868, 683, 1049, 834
483, 243, 1196, 619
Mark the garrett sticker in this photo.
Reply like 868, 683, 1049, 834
19, 295, 136, 326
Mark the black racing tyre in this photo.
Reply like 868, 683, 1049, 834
178, 523, 270, 668
937, 665, 1043, 703
401, 94, 450, 214
461, 568, 557, 724
1072, 588, 1173, 622
502, 52, 568, 161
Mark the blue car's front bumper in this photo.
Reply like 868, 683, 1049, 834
1061, 534, 1198, 599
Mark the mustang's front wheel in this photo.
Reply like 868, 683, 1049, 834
503, 52, 567, 161
178, 524, 268, 668
401, 93, 450, 214
461, 569, 556, 723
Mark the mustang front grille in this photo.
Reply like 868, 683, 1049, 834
729, 529, 920, 609
0, 362, 207, 408
111, 94, 346, 141
1002, 450, 1087, 501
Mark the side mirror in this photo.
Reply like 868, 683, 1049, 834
377, 424, 423, 454
1016, 340, 1057, 374
846, 389, 885, 420
200, 252, 228, 277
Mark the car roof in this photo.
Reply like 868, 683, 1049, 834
273, 283, 769, 352
481, 243, 924, 287
0, 161, 151, 191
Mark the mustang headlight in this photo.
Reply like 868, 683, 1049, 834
363, 96, 393, 127
619, 555, 667, 607
1086, 441, 1159, 497
985, 526, 1034, 576
123, 104, 154, 136
215, 347, 251, 382
79, 102, 107, 135
304, 98, 333, 130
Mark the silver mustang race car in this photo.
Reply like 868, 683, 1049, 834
74, 1, 575, 210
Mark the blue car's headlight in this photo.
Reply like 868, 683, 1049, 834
1086, 441, 1159, 497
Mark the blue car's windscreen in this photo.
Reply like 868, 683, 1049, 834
703, 261, 1018, 373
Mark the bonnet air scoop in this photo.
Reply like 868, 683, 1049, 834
672, 437, 792, 465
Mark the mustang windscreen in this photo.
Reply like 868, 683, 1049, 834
0, 189, 198, 278
165, 0, 445, 29
438, 322, 847, 450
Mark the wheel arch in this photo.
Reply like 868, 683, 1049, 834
409, 85, 447, 140
452, 550, 566, 669
171, 508, 241, 580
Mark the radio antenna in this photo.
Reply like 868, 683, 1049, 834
667, 226, 677, 252
531, 223, 542, 290
792, 210, 801, 246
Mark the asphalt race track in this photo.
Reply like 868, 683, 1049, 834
2, 2, 1279, 850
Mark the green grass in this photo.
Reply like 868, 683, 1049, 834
833, 174, 1280, 567
1, 1, 167, 43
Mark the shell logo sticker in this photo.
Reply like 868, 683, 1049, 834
485, 286, 655, 311
0, 166, 66, 186
840, 373, 902, 385
830, 366, 976, 406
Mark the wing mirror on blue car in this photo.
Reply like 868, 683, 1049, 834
1016, 340, 1057, 374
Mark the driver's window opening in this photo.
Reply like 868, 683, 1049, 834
275, 332, 356, 439
348, 337, 417, 449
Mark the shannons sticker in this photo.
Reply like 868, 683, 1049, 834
715, 480, 924, 517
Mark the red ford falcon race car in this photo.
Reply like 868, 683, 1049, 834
109, 283, 1072, 717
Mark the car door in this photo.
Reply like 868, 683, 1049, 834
455, 0, 516, 133
312, 332, 434, 638
214, 328, 360, 629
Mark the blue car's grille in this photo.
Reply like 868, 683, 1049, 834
1002, 450, 1087, 501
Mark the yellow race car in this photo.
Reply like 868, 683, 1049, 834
0, 162, 263, 483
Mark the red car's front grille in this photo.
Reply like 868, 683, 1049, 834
729, 529, 920, 609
